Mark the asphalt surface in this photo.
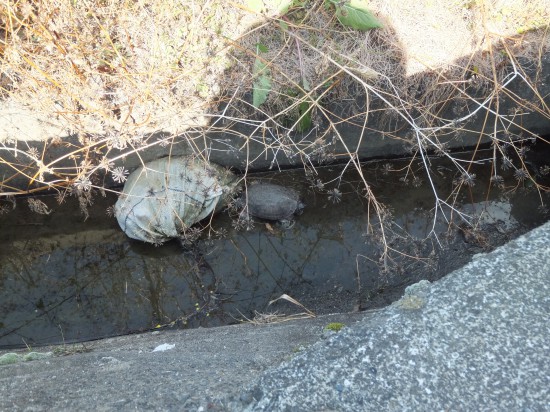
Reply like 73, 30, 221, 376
1, 221, 549, 411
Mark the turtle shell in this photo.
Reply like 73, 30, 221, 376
244, 182, 303, 221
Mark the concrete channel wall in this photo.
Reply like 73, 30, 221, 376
1, 52, 549, 192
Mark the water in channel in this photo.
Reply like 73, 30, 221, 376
1, 149, 549, 348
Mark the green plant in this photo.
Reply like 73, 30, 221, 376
249, 0, 382, 133
325, 0, 383, 31
252, 43, 272, 108
324, 322, 345, 332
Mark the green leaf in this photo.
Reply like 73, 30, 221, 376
247, 0, 264, 13
257, 43, 268, 53
297, 100, 312, 132
252, 58, 271, 108
275, 0, 296, 15
332, 0, 383, 31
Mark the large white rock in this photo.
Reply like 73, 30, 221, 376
115, 156, 238, 244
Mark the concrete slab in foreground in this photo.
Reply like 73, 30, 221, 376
1, 221, 549, 411
0, 312, 373, 411
228, 221, 550, 411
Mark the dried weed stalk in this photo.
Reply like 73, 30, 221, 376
1, 1, 549, 265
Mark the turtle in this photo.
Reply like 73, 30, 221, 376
239, 181, 304, 227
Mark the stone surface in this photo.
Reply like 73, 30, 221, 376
229, 221, 550, 411
0, 313, 372, 411
1, 221, 549, 411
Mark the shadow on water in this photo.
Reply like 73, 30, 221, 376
1, 149, 549, 348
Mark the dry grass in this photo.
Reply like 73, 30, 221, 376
0, 0, 254, 136
237, 293, 316, 325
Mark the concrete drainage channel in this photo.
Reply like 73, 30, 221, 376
2, 151, 550, 348
1, 150, 550, 410
0, 222, 548, 411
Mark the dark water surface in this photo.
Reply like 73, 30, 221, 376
1, 151, 549, 348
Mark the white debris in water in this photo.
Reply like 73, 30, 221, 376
114, 156, 238, 244
461, 200, 518, 230
152, 343, 175, 352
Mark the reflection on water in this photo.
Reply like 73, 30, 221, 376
1, 151, 549, 348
